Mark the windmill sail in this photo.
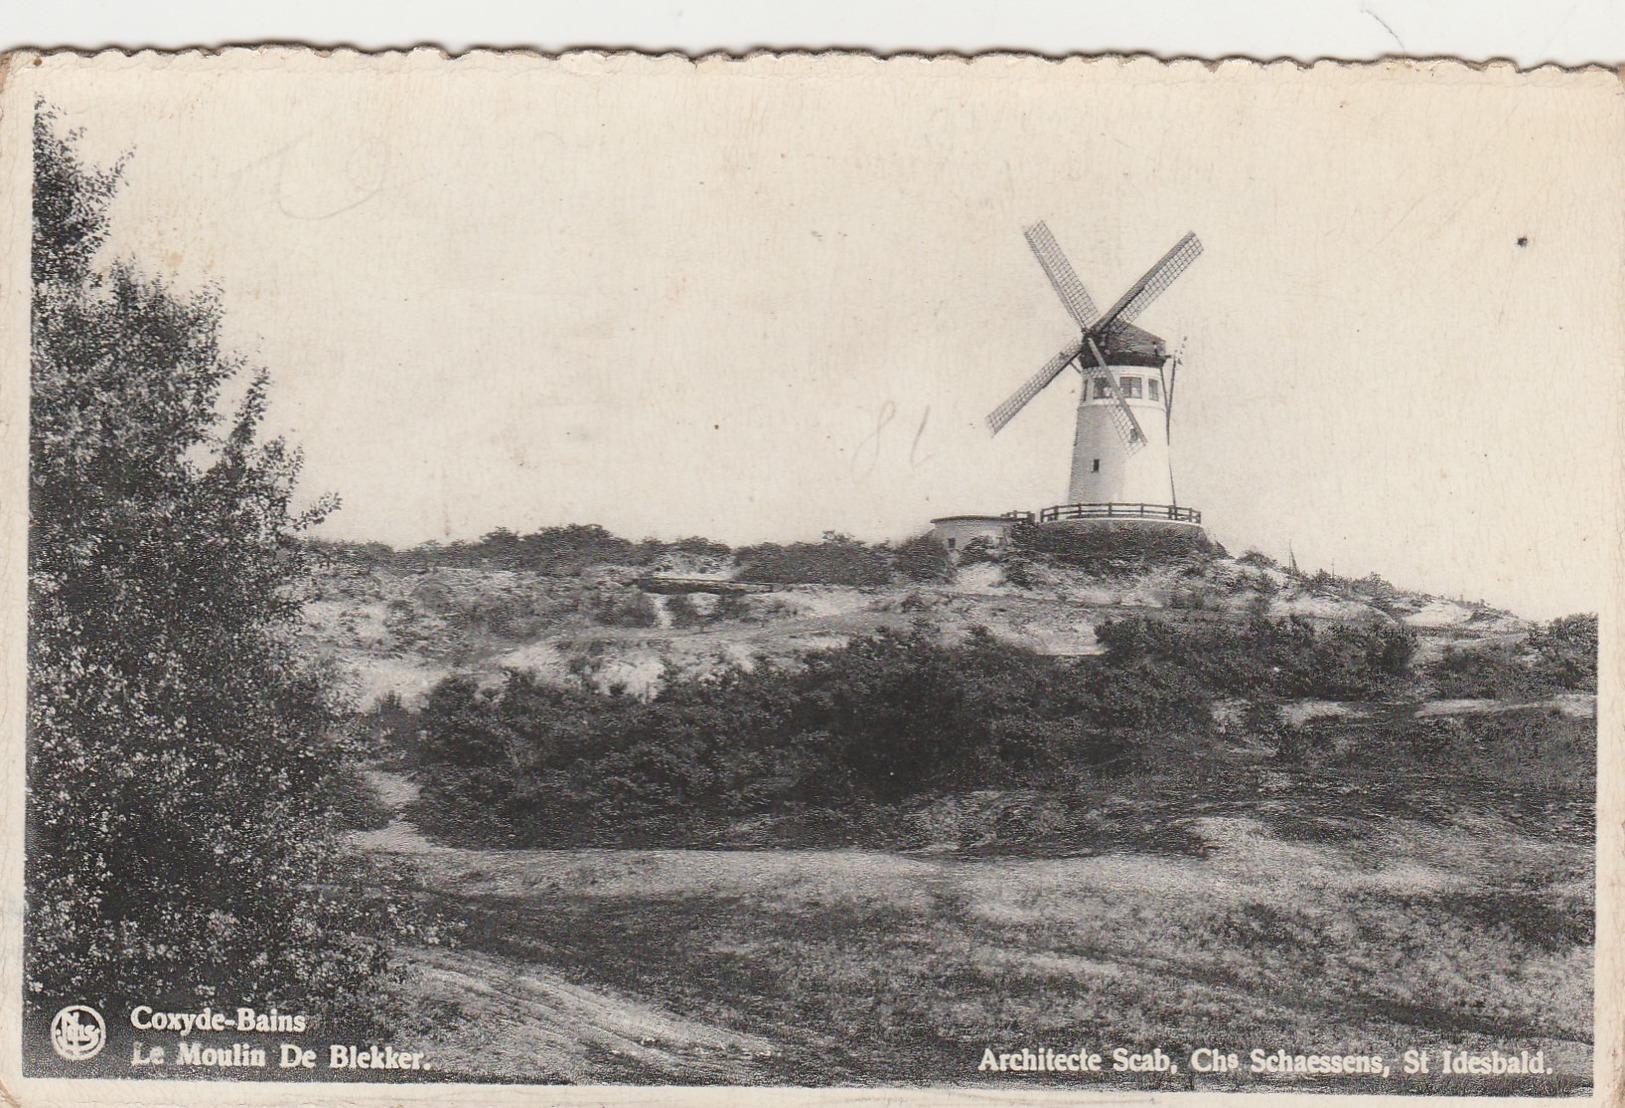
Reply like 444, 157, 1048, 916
986, 340, 1084, 434
1096, 232, 1203, 337
1023, 221, 1100, 330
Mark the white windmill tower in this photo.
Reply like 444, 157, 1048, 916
986, 222, 1205, 532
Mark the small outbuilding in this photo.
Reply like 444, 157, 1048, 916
929, 514, 1028, 558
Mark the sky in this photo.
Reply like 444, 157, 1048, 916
23, 52, 1623, 618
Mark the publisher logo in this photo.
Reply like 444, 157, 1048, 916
50, 1005, 106, 1061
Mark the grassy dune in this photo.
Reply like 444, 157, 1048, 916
360, 722, 1592, 1092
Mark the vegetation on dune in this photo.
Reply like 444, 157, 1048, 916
318, 525, 731, 576
733, 530, 951, 586
585, 586, 661, 628
1096, 610, 1418, 701
387, 570, 1597, 849
1425, 613, 1599, 699
318, 526, 954, 588
1008, 521, 1221, 574
28, 108, 403, 1023
734, 530, 893, 586
402, 625, 1210, 846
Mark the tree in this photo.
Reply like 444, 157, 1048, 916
27, 108, 394, 1018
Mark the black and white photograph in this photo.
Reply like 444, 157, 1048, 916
2, 48, 1618, 1104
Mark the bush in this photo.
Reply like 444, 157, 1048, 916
1427, 616, 1597, 699
1168, 584, 1218, 610
1299, 568, 1398, 608
665, 593, 703, 627
712, 591, 753, 621
1528, 614, 1598, 691
891, 532, 952, 582
1096, 612, 1416, 700
641, 535, 733, 562
1009, 524, 1218, 575
357, 690, 417, 756
1428, 644, 1543, 700
1290, 707, 1594, 797
736, 531, 892, 586
957, 536, 999, 566
588, 587, 659, 627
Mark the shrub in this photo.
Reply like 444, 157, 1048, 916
358, 690, 417, 755
1002, 552, 1036, 589
1428, 644, 1544, 700
588, 587, 659, 627
1168, 584, 1217, 610
957, 536, 999, 566
1528, 614, 1598, 691
640, 535, 733, 562
736, 531, 892, 586
891, 532, 952, 583
323, 764, 397, 832
712, 591, 753, 621
665, 592, 705, 627
1300, 568, 1398, 607
1095, 612, 1416, 700
326, 525, 733, 575
1427, 616, 1597, 699
1295, 707, 1594, 798
1010, 524, 1217, 575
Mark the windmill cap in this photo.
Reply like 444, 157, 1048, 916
1096, 322, 1167, 367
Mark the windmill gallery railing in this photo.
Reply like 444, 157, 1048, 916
1037, 502, 1202, 524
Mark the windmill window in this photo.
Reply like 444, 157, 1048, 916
1120, 376, 1143, 398
1093, 378, 1110, 400
1091, 458, 1100, 472
946, 537, 956, 550
1147, 378, 1160, 400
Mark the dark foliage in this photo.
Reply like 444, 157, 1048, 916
1426, 614, 1598, 699
663, 592, 749, 628
28, 108, 398, 1018
1293, 567, 1403, 614
891, 532, 953, 583
955, 536, 999, 566
315, 526, 732, 576
665, 593, 705, 628
587, 586, 659, 628
1274, 707, 1594, 798
735, 531, 893, 587
321, 525, 955, 590
1095, 611, 1417, 700
406, 626, 1214, 846
1527, 614, 1599, 692
1009, 523, 1220, 576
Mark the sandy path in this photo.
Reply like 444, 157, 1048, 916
396, 946, 778, 1083
356, 769, 785, 1083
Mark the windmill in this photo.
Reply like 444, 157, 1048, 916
987, 222, 1204, 526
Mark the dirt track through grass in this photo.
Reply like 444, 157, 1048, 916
356, 771, 1591, 1090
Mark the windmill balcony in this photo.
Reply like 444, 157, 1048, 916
1037, 502, 1202, 525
